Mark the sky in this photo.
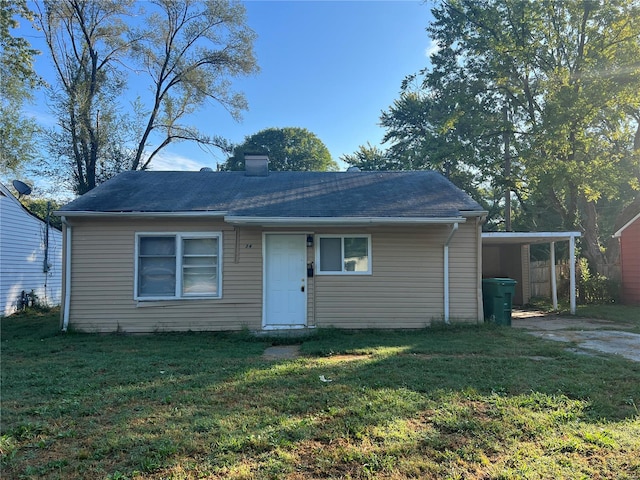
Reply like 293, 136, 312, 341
21, 0, 436, 179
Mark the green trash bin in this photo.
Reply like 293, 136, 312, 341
482, 278, 517, 325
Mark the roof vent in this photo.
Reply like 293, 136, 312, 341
346, 166, 361, 172
244, 154, 269, 177
200, 167, 213, 172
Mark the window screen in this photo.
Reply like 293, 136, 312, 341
318, 236, 370, 274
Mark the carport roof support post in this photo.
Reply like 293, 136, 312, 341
551, 241, 558, 311
570, 235, 576, 315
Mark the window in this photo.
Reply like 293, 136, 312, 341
317, 235, 371, 274
136, 233, 221, 299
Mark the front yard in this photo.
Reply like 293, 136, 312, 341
2, 309, 639, 479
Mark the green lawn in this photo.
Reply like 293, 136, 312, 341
2, 309, 639, 479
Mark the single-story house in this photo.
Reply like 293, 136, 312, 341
56, 156, 487, 333
613, 196, 640, 305
0, 182, 63, 316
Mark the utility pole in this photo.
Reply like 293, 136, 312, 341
503, 104, 511, 231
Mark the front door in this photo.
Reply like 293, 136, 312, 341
264, 234, 307, 328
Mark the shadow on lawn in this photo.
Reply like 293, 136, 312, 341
87, 338, 638, 478
2, 314, 639, 479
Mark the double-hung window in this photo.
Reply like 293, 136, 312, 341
136, 233, 222, 300
317, 235, 371, 274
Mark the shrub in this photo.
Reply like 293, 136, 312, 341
578, 259, 620, 304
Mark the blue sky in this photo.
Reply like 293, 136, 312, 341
24, 1, 435, 174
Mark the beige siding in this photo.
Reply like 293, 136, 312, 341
66, 218, 481, 332
67, 218, 263, 332
312, 223, 480, 329
449, 221, 482, 321
306, 244, 316, 326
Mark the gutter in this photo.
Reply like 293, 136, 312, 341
443, 222, 459, 324
61, 216, 72, 332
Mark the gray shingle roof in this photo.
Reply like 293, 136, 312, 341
58, 170, 484, 219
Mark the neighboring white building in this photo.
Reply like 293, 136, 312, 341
0, 182, 63, 316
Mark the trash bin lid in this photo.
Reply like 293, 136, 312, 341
483, 277, 517, 285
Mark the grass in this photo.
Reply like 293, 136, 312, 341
2, 309, 639, 479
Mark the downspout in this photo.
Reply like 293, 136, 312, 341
61, 216, 72, 332
443, 222, 459, 324
476, 216, 483, 323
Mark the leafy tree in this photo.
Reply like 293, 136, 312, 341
222, 127, 338, 171
0, 0, 40, 179
34, 0, 258, 194
382, 0, 640, 273
340, 142, 394, 171
21, 198, 64, 230
379, 88, 505, 205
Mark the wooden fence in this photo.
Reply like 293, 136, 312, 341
530, 260, 569, 298
530, 260, 620, 299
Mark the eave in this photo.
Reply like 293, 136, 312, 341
482, 231, 582, 245
53, 211, 487, 227
613, 212, 640, 238
54, 211, 228, 218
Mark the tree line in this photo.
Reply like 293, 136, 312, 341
2, 0, 258, 194
343, 0, 640, 275
3, 0, 639, 275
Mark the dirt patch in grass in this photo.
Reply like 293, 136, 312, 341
262, 344, 301, 360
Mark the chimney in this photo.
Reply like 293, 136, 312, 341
244, 153, 269, 177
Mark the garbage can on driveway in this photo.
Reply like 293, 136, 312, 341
482, 278, 517, 325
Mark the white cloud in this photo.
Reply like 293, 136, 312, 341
425, 39, 440, 58
23, 108, 58, 128
148, 152, 210, 172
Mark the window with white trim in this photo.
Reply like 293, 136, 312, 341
317, 235, 371, 274
135, 233, 222, 299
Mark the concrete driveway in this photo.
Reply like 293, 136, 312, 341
512, 310, 640, 362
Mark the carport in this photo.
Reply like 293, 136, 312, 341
482, 232, 581, 314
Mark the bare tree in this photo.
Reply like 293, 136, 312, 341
35, 0, 134, 194
130, 0, 258, 170
34, 0, 258, 193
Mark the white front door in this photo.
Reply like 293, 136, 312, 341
264, 234, 307, 328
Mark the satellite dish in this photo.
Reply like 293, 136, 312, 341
12, 180, 32, 198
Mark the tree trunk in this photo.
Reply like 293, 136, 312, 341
579, 195, 608, 276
